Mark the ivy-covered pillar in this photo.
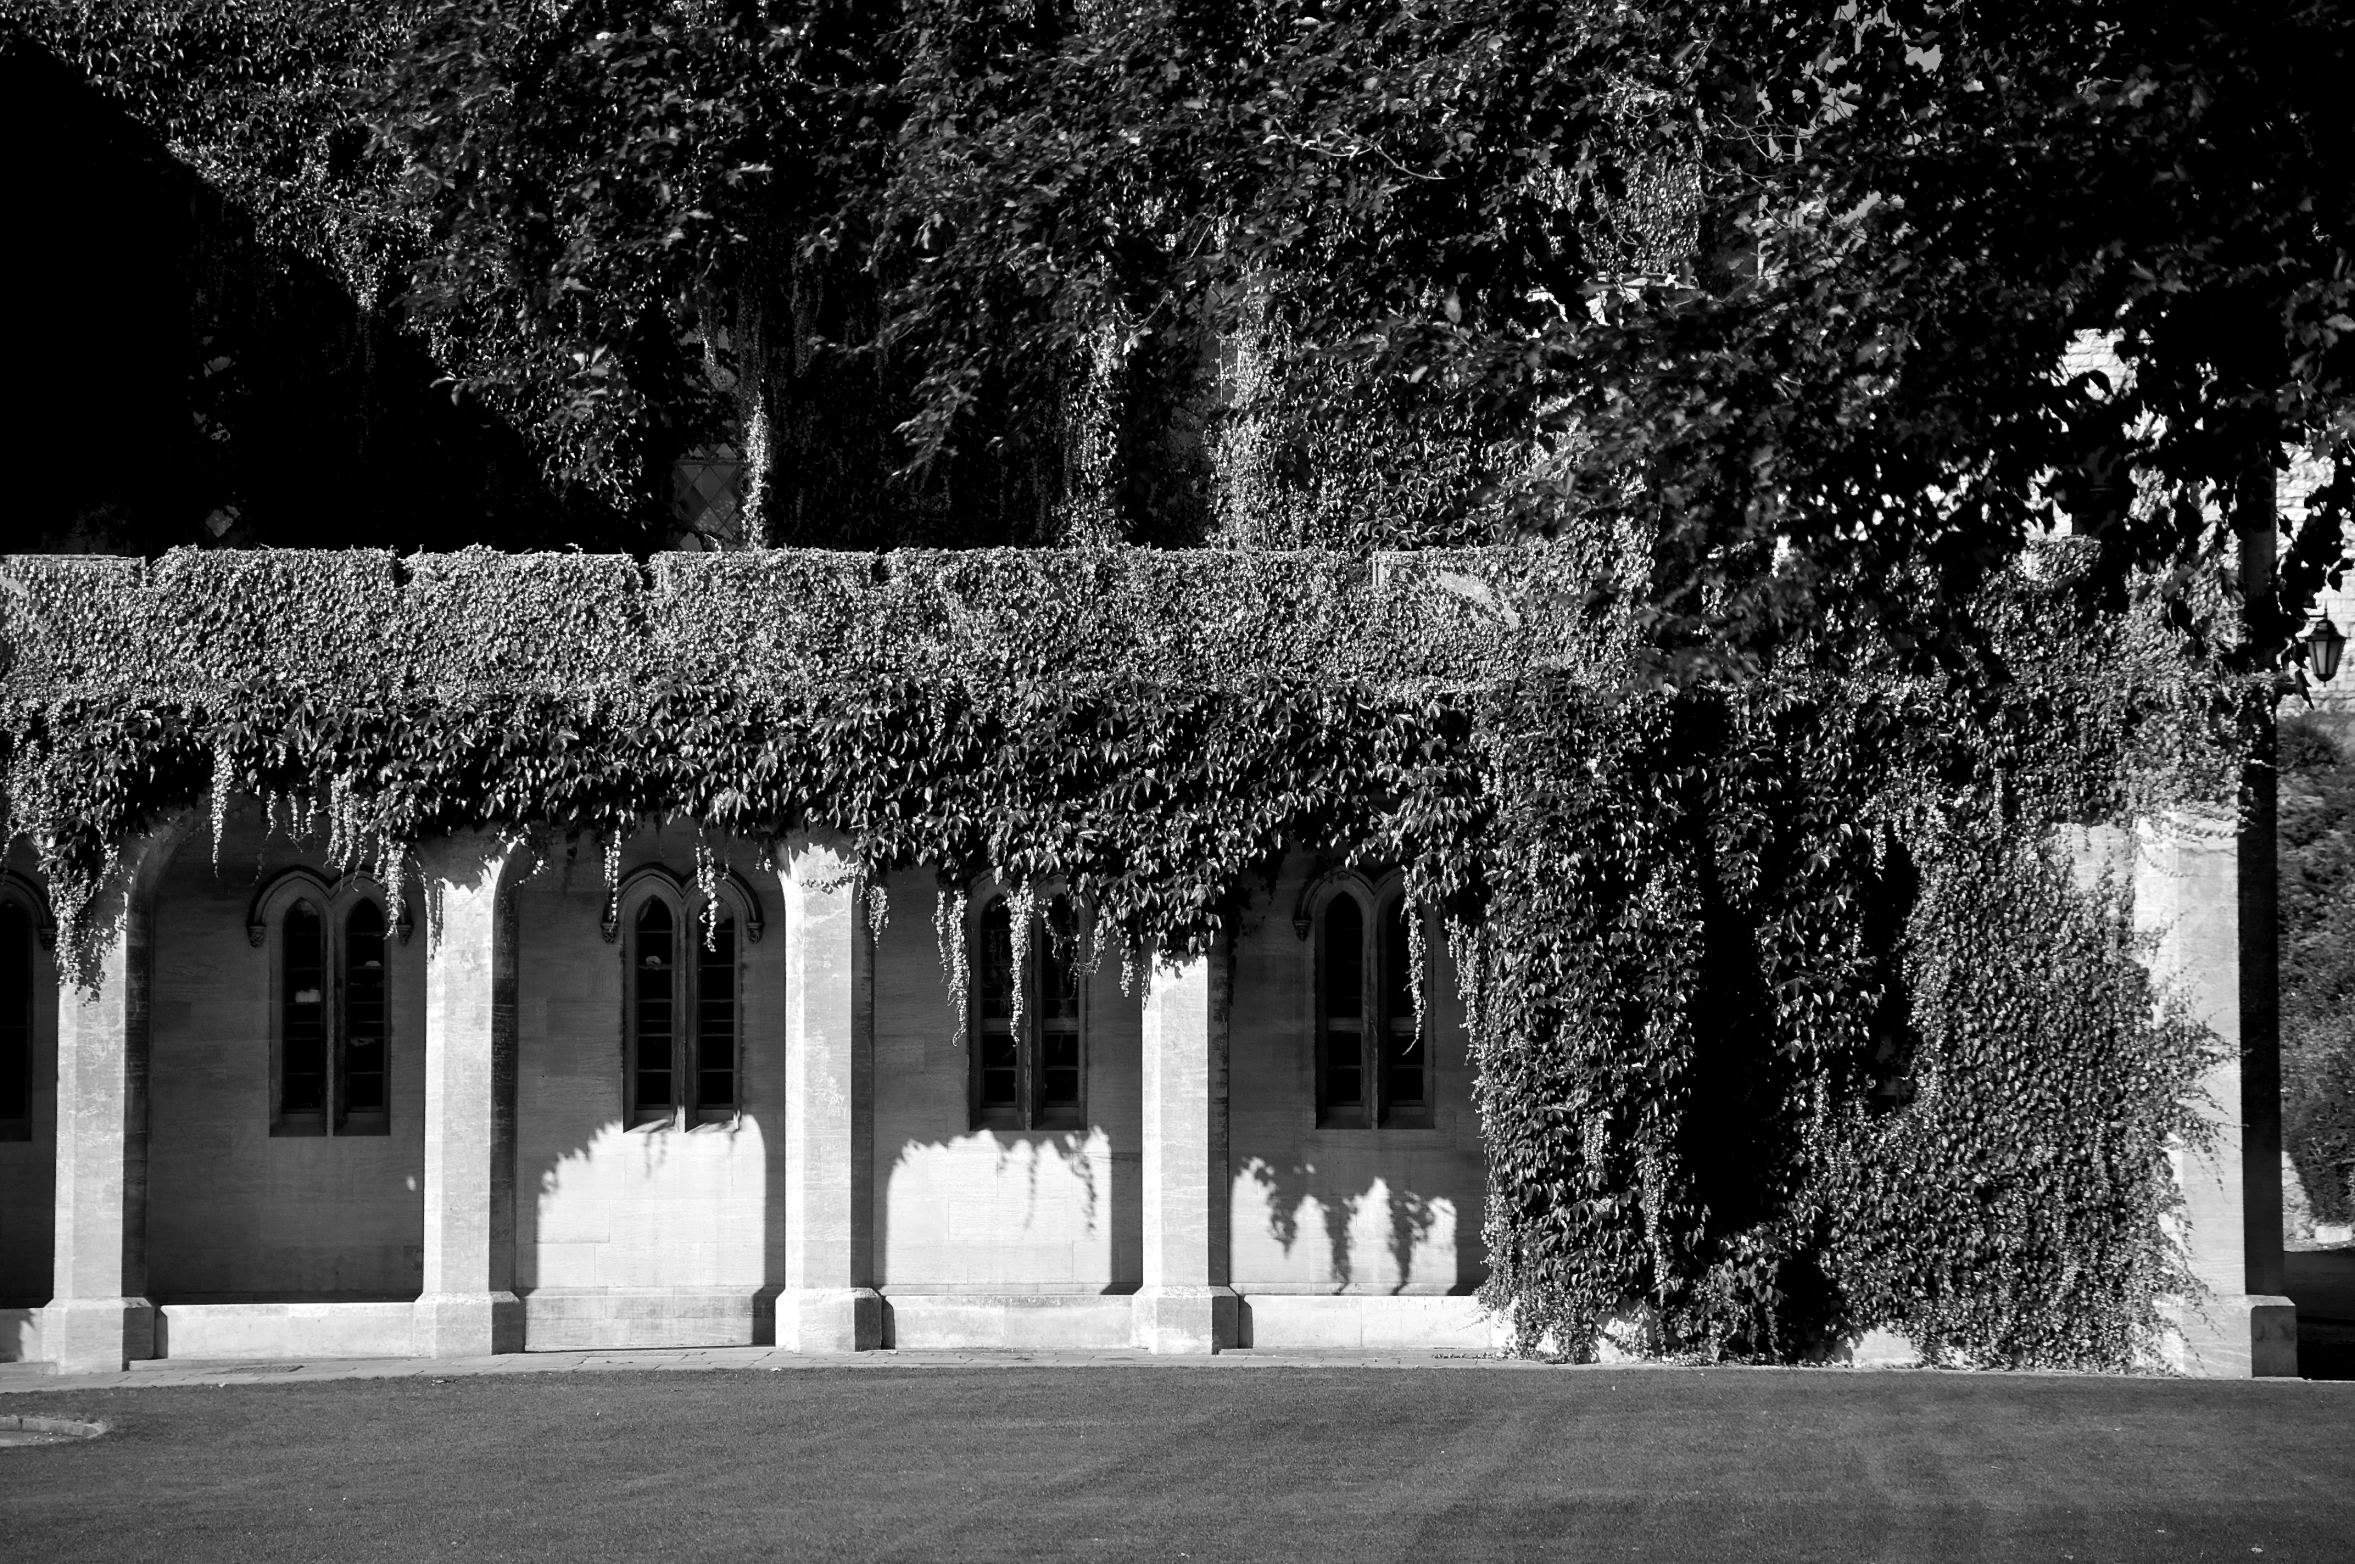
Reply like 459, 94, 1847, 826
2136, 807, 2297, 1376
775, 833, 880, 1351
1134, 945, 1239, 1353
414, 832, 525, 1358
44, 813, 194, 1375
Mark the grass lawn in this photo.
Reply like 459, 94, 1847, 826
3, 1365, 2352, 1563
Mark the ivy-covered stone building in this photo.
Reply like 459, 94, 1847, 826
0, 547, 2298, 1377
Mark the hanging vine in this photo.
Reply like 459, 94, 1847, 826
1005, 880, 1038, 1047
935, 883, 970, 1046
866, 872, 890, 948
0, 541, 2254, 1370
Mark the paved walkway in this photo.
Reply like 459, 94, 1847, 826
0, 1251, 2341, 1393
0, 1343, 1578, 1394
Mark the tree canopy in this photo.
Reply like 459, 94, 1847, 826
6, 0, 2351, 671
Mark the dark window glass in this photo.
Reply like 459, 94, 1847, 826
1037, 897, 1082, 1122
283, 903, 327, 1116
976, 898, 1019, 1119
0, 902, 29, 1128
1381, 898, 1425, 1118
698, 916, 737, 1109
1321, 895, 1365, 1116
343, 901, 388, 1118
634, 900, 675, 1109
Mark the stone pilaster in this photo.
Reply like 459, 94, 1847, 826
2134, 808, 2297, 1376
774, 834, 880, 1351
1134, 945, 1238, 1353
45, 814, 193, 1375
414, 833, 525, 1357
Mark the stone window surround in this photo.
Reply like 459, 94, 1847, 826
610, 864, 759, 1131
1303, 868, 1433, 1131
966, 878, 1090, 1135
249, 867, 396, 1138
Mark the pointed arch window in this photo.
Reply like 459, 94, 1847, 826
344, 901, 390, 1122
0, 897, 34, 1141
260, 874, 398, 1136
281, 901, 329, 1122
1316, 882, 1431, 1129
620, 875, 748, 1128
632, 899, 677, 1118
1379, 896, 1427, 1123
1318, 895, 1365, 1123
972, 891, 1086, 1132
697, 913, 738, 1110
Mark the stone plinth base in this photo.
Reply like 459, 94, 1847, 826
884, 1294, 1136, 1351
414, 1291, 524, 1358
1132, 1285, 1239, 1353
521, 1288, 766, 1351
41, 1296, 156, 1375
776, 1287, 882, 1352
2169, 1293, 2300, 1378
157, 1302, 421, 1361
1236, 1293, 1498, 1351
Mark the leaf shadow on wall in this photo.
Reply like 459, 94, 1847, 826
1234, 1155, 1458, 1296
871, 1129, 1137, 1301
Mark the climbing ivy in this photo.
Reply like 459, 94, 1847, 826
0, 541, 2252, 1369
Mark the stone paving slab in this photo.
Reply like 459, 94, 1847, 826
0, 1344, 1566, 1393
11, 1338, 2349, 1394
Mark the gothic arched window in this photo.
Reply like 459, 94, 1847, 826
621, 876, 747, 1128
343, 900, 390, 1125
1317, 893, 1365, 1124
281, 900, 329, 1124
696, 910, 738, 1112
631, 898, 677, 1120
0, 897, 34, 1141
1378, 895, 1427, 1124
260, 873, 396, 1136
1315, 880, 1431, 1129
972, 891, 1086, 1133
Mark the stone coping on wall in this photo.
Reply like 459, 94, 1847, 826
0, 544, 1624, 704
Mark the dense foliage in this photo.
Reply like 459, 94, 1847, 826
2, 0, 2318, 1373
1472, 683, 2222, 1366
6, 1, 2347, 679
0, 27, 627, 555
2280, 714, 2355, 1229
0, 543, 2251, 1366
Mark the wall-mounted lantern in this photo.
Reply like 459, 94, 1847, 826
2307, 614, 2346, 684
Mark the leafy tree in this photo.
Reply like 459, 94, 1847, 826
0, 16, 625, 554
10, 0, 2351, 674
887, 0, 2355, 671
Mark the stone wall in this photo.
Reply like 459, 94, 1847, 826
873, 867, 1146, 1302
13, 821, 1493, 1360
1228, 859, 1484, 1300
511, 825, 782, 1349
146, 809, 427, 1301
